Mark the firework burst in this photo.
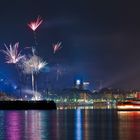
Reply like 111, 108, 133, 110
28, 16, 43, 31
22, 55, 47, 74
1, 42, 25, 98
28, 16, 43, 47
21, 55, 47, 100
1, 42, 25, 64
53, 42, 62, 54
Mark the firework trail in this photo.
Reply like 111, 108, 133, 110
28, 16, 43, 47
56, 64, 62, 81
1, 42, 25, 64
31, 47, 36, 55
53, 42, 62, 54
52, 42, 62, 80
56, 68, 62, 81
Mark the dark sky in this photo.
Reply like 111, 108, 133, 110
0, 0, 140, 89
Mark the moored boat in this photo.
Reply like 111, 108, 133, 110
117, 99, 140, 111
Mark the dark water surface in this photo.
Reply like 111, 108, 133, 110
0, 109, 140, 140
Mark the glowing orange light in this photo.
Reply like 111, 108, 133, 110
117, 105, 140, 109
118, 111, 140, 114
28, 16, 43, 31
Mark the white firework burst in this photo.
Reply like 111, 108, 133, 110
2, 42, 25, 64
22, 55, 47, 74
21, 55, 47, 100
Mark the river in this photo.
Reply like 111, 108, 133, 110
0, 109, 139, 140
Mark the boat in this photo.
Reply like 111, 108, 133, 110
116, 99, 140, 111
0, 100, 57, 110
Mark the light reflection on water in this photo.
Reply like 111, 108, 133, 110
75, 109, 82, 140
0, 110, 140, 140
118, 111, 140, 140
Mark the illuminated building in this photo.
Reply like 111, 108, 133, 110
74, 79, 83, 89
83, 81, 90, 90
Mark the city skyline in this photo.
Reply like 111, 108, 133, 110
0, 0, 140, 89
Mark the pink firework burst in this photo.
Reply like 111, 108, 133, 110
28, 16, 43, 31
2, 42, 24, 64
53, 42, 62, 54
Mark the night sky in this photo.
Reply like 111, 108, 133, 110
0, 0, 140, 90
